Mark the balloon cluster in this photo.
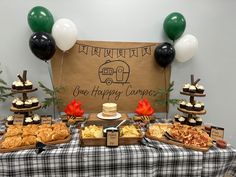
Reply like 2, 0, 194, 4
154, 12, 198, 67
28, 6, 78, 62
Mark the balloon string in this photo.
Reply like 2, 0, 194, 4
59, 52, 65, 86
164, 68, 168, 119
47, 61, 56, 119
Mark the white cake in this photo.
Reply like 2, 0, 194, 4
102, 103, 117, 117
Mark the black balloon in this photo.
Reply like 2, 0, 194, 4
29, 32, 56, 61
154, 42, 175, 68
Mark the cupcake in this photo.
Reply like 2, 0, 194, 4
188, 118, 196, 126
183, 83, 190, 92
12, 81, 18, 89
178, 116, 186, 124
196, 117, 203, 126
186, 102, 193, 111
24, 117, 33, 125
15, 100, 24, 109
24, 99, 32, 108
24, 80, 33, 89
33, 114, 41, 124
31, 97, 39, 107
196, 85, 204, 94
7, 115, 14, 125
174, 114, 181, 122
198, 101, 205, 110
15, 81, 24, 90
179, 100, 186, 109
194, 103, 202, 111
12, 98, 20, 107
189, 85, 196, 93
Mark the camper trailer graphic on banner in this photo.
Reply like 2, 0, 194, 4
98, 60, 130, 85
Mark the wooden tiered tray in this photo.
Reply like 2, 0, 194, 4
10, 105, 41, 112
11, 88, 38, 93
177, 107, 206, 115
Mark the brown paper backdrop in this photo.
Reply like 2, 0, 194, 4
51, 40, 170, 113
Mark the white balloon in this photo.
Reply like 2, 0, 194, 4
174, 34, 198, 62
52, 18, 78, 51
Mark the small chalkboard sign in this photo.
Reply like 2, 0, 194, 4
210, 126, 224, 141
107, 130, 119, 147
41, 115, 52, 124
13, 114, 24, 125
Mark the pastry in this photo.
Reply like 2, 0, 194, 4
4, 125, 22, 137
24, 80, 33, 89
24, 99, 32, 108
178, 116, 186, 124
52, 122, 67, 131
22, 124, 38, 136
32, 114, 41, 124
12, 81, 18, 89
14, 81, 24, 90
188, 118, 196, 126
188, 85, 196, 93
196, 85, 204, 94
186, 102, 193, 111
179, 100, 186, 109
7, 115, 14, 125
15, 100, 24, 109
174, 114, 181, 122
31, 97, 39, 107
194, 103, 202, 111
12, 98, 20, 107
1, 136, 22, 149
51, 129, 69, 141
182, 83, 190, 92
195, 117, 203, 125
24, 117, 33, 125
22, 135, 37, 146
198, 101, 205, 110
102, 103, 117, 117
148, 123, 171, 138
37, 129, 53, 143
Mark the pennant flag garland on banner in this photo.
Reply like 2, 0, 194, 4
77, 43, 155, 58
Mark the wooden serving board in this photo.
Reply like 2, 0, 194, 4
79, 126, 143, 147
178, 107, 206, 115
0, 135, 71, 153
11, 88, 38, 93
180, 91, 206, 97
145, 132, 212, 152
10, 105, 41, 112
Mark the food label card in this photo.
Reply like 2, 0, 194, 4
13, 114, 24, 125
41, 115, 52, 124
107, 131, 119, 147
210, 126, 224, 141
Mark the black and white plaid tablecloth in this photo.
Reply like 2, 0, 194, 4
0, 128, 235, 177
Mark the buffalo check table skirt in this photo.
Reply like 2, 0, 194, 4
0, 128, 235, 177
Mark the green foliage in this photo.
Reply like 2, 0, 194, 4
38, 81, 64, 109
0, 70, 13, 102
156, 81, 181, 107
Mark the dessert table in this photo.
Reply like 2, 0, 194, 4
0, 128, 235, 177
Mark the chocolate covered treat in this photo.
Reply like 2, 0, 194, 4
196, 84, 204, 94
24, 99, 32, 108
24, 80, 33, 89
33, 114, 41, 124
179, 100, 186, 109
194, 103, 202, 111
15, 81, 24, 90
178, 116, 186, 124
15, 100, 24, 109
174, 114, 181, 122
188, 118, 196, 126
31, 97, 39, 107
196, 117, 203, 125
12, 98, 20, 107
183, 83, 190, 92
188, 85, 196, 93
24, 117, 33, 125
186, 102, 193, 111
7, 115, 14, 125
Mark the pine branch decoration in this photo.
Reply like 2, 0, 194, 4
0, 70, 13, 102
38, 81, 64, 109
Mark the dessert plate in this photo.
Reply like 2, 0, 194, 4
97, 112, 121, 120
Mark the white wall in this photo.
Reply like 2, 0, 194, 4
0, 0, 236, 146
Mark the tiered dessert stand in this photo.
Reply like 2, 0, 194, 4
10, 70, 41, 119
177, 75, 206, 125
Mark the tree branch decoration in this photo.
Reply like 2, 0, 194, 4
0, 70, 13, 102
156, 81, 181, 119
38, 81, 64, 110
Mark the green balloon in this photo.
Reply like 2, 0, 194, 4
163, 12, 186, 41
27, 6, 54, 33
